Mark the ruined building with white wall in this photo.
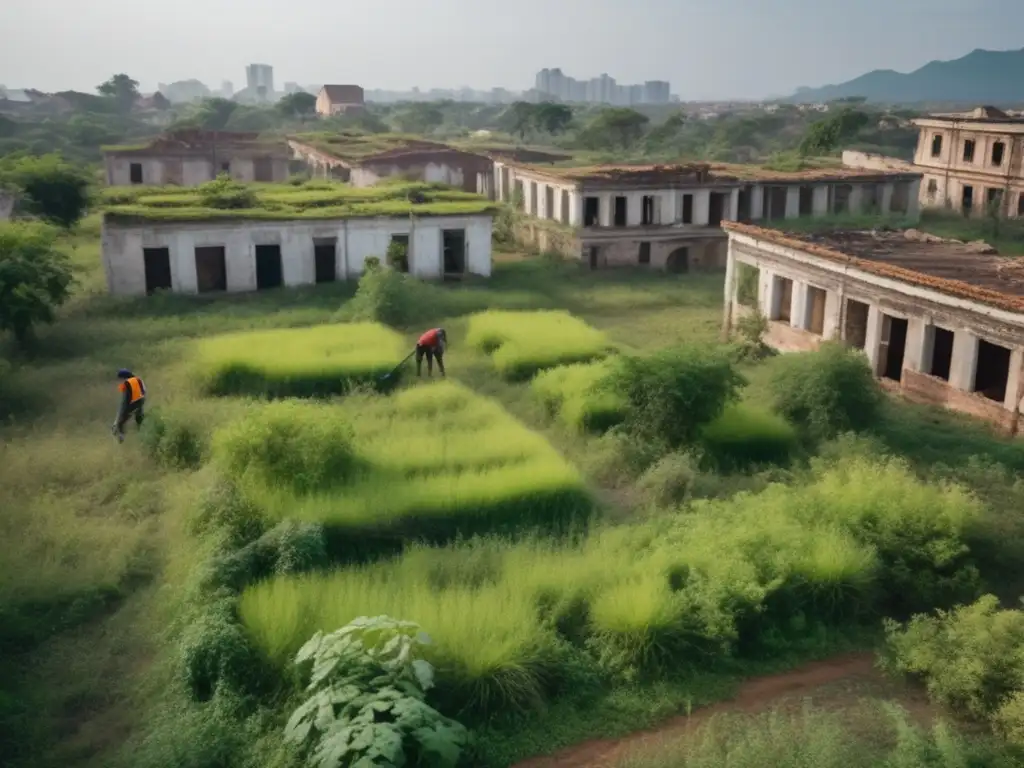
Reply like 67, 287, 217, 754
722, 221, 1024, 434
491, 159, 922, 271
843, 106, 1024, 219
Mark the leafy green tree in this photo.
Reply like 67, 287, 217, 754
0, 153, 91, 228
151, 91, 171, 111
97, 73, 140, 113
190, 98, 239, 130
277, 91, 317, 118
392, 104, 445, 134
533, 102, 573, 135
503, 101, 537, 140
577, 108, 650, 150
0, 221, 74, 348
645, 112, 686, 148
799, 108, 870, 155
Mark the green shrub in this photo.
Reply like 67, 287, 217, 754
215, 381, 591, 545
189, 478, 268, 551
700, 402, 797, 470
608, 345, 745, 453
994, 691, 1024, 747
179, 598, 267, 702
636, 452, 700, 507
194, 322, 406, 398
197, 175, 258, 210
769, 341, 882, 440
882, 595, 1024, 719
530, 359, 625, 432
203, 520, 328, 594
141, 406, 207, 469
466, 310, 613, 380
339, 261, 418, 327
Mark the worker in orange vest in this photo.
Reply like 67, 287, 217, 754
415, 328, 447, 377
112, 369, 147, 443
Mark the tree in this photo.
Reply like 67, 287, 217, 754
276, 91, 317, 118
97, 73, 140, 113
533, 102, 573, 135
645, 112, 686, 148
151, 91, 171, 111
0, 154, 91, 228
0, 221, 74, 348
799, 107, 869, 155
190, 98, 239, 131
577, 108, 650, 150
392, 103, 445, 134
503, 101, 536, 140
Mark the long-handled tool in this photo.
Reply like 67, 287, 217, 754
379, 350, 417, 383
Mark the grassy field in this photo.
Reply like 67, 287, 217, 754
4, 218, 1024, 768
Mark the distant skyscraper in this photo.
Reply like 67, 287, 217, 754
220, 81, 233, 98
245, 64, 274, 96
534, 68, 669, 106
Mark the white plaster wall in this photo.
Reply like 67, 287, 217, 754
812, 186, 830, 215
101, 214, 494, 296
785, 187, 800, 219
108, 157, 167, 186
183, 159, 213, 186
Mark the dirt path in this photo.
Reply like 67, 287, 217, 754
512, 652, 900, 768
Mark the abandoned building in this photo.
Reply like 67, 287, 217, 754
843, 106, 1024, 218
288, 133, 495, 194
722, 221, 1024, 434
104, 129, 291, 186
315, 84, 366, 115
491, 159, 922, 271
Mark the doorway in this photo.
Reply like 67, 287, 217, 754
878, 314, 908, 381
588, 246, 600, 270
666, 246, 689, 274
143, 247, 172, 294
737, 188, 751, 222
805, 286, 827, 335
255, 244, 283, 290
613, 197, 627, 227
974, 339, 1011, 402
442, 229, 466, 274
254, 157, 274, 182
843, 299, 869, 349
927, 326, 954, 381
314, 239, 337, 283
584, 197, 600, 226
708, 193, 726, 227
798, 186, 814, 216
194, 246, 227, 292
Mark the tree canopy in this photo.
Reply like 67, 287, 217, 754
97, 74, 141, 113
277, 91, 317, 118
0, 153, 91, 228
0, 221, 74, 348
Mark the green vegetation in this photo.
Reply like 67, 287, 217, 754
466, 310, 613, 380
101, 178, 498, 223
0, 153, 92, 228
0, 220, 74, 347
193, 322, 406, 397
531, 359, 625, 432
215, 381, 590, 541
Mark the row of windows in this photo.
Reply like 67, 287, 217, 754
925, 178, 1024, 215
138, 229, 467, 294
125, 157, 277, 185
930, 133, 1011, 168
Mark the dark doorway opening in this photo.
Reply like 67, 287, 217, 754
767, 186, 787, 220
891, 182, 910, 214
613, 196, 627, 227
130, 163, 143, 184
314, 239, 337, 283
832, 184, 852, 214
773, 277, 793, 322
254, 157, 274, 182
545, 185, 554, 220
666, 247, 689, 274
561, 190, 570, 224
588, 246, 599, 270
798, 186, 814, 216
530, 182, 538, 214
737, 189, 751, 222
879, 315, 908, 382
442, 229, 466, 274
682, 194, 694, 224
638, 241, 651, 265
962, 185, 974, 215
1018, 193, 1024, 217
584, 197, 600, 226
514, 180, 525, 210
388, 234, 409, 273
928, 326, 954, 381
255, 244, 283, 290
641, 195, 656, 225
974, 339, 1011, 403
143, 247, 172, 295
708, 193, 726, 227
844, 299, 869, 349
805, 286, 826, 335
195, 246, 227, 293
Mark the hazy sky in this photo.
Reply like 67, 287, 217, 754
1, 0, 1022, 100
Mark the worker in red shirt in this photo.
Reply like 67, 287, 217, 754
415, 327, 447, 377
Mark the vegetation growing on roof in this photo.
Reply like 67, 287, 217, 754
289, 131, 453, 161
99, 178, 498, 223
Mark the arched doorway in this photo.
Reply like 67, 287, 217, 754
666, 246, 690, 274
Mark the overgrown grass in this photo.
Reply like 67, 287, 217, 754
193, 322, 406, 397
531, 359, 625, 432
215, 381, 591, 544
466, 310, 614, 380
700, 401, 798, 470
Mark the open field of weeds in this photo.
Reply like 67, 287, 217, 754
5, 220, 1024, 768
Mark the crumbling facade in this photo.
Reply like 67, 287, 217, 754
493, 160, 922, 271
844, 106, 1024, 218
104, 130, 291, 186
722, 221, 1024, 434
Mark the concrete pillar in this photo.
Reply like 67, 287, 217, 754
949, 330, 979, 392
822, 290, 842, 340
1003, 348, 1023, 411
722, 242, 736, 338
570, 192, 582, 227
881, 183, 895, 215
661, 190, 676, 224
903, 318, 928, 372
599, 193, 613, 227
695, 189, 711, 226
865, 304, 883, 373
785, 187, 800, 219
790, 281, 807, 329
627, 192, 642, 226
750, 186, 764, 220
812, 185, 829, 216
920, 322, 936, 376
764, 271, 781, 319
727, 189, 740, 221
848, 185, 864, 215
758, 267, 773, 316
907, 179, 922, 222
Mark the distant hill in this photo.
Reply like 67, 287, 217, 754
788, 48, 1024, 105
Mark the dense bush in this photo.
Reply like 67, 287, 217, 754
466, 310, 613, 381
194, 323, 406, 398
204, 520, 329, 593
340, 261, 420, 327
189, 478, 269, 551
179, 598, 267, 701
608, 345, 745, 453
636, 452, 700, 507
0, 153, 91, 227
530, 359, 625, 432
882, 595, 1024, 719
141, 406, 207, 469
700, 402, 797, 470
197, 175, 258, 210
769, 341, 882, 440
0, 220, 74, 347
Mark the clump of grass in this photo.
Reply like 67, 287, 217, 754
531, 359, 626, 432
466, 310, 613, 380
193, 322, 406, 397
214, 381, 591, 544
700, 402, 798, 470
